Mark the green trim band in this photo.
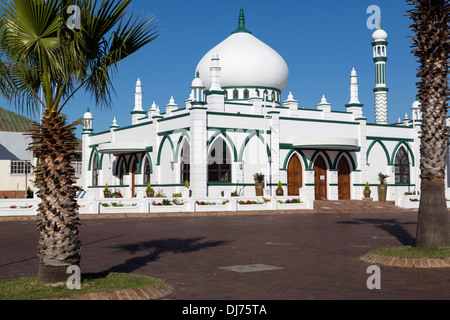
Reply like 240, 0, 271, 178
373, 56, 388, 63
279, 117, 359, 126
373, 87, 389, 93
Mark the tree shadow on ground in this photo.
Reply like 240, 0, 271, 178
337, 218, 416, 246
102, 237, 231, 274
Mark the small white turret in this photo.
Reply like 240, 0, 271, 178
317, 95, 331, 115
191, 72, 206, 103
82, 108, 93, 133
110, 117, 119, 129
165, 96, 179, 115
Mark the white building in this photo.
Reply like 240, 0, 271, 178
0, 107, 83, 199
80, 9, 427, 206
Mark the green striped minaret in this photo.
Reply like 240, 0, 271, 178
372, 21, 389, 124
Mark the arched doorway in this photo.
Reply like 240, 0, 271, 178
314, 155, 327, 200
337, 157, 351, 200
287, 155, 302, 196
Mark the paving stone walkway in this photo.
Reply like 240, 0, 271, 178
2, 199, 448, 300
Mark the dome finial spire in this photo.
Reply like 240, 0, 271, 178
232, 8, 252, 35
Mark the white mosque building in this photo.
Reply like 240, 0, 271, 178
80, 9, 428, 211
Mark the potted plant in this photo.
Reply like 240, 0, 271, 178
276, 180, 284, 196
377, 173, 389, 202
363, 182, 371, 199
146, 182, 154, 198
253, 173, 265, 196
26, 186, 33, 199
104, 183, 111, 198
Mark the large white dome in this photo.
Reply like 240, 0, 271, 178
195, 10, 289, 92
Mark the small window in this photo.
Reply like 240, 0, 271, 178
233, 89, 239, 99
10, 161, 31, 175
143, 157, 151, 184
72, 161, 83, 176
244, 89, 249, 99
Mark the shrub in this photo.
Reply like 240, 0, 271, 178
253, 173, 265, 183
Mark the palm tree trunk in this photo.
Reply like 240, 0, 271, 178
408, 0, 450, 248
30, 114, 81, 284
416, 179, 449, 247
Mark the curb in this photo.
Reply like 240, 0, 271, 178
360, 253, 450, 268
47, 282, 174, 300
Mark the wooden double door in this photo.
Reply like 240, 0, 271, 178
287, 153, 351, 200
314, 155, 351, 200
287, 155, 303, 196
314, 155, 327, 200
337, 157, 351, 200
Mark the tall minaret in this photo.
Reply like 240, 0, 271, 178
372, 20, 389, 124
345, 68, 364, 118
209, 52, 222, 91
131, 78, 146, 124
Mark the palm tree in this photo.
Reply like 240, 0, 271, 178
0, 0, 159, 284
407, 0, 450, 247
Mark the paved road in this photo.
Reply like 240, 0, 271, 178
0, 210, 449, 300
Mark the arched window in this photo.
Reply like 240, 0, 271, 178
395, 147, 410, 184
243, 89, 249, 99
271, 91, 275, 101
92, 153, 99, 186
143, 156, 151, 185
208, 138, 231, 182
180, 141, 190, 183
255, 89, 260, 97
233, 89, 239, 99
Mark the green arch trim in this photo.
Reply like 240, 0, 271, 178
333, 151, 357, 171
391, 141, 415, 167
175, 132, 191, 164
88, 147, 102, 171
157, 134, 175, 166
309, 150, 333, 170
207, 129, 238, 162
238, 130, 272, 163
282, 149, 308, 171
366, 139, 391, 165
138, 153, 154, 175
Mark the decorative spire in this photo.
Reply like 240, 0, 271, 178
231, 8, 252, 35
110, 117, 119, 129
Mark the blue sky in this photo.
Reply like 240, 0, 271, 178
2, 0, 419, 137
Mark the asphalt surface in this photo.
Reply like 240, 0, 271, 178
0, 208, 449, 301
